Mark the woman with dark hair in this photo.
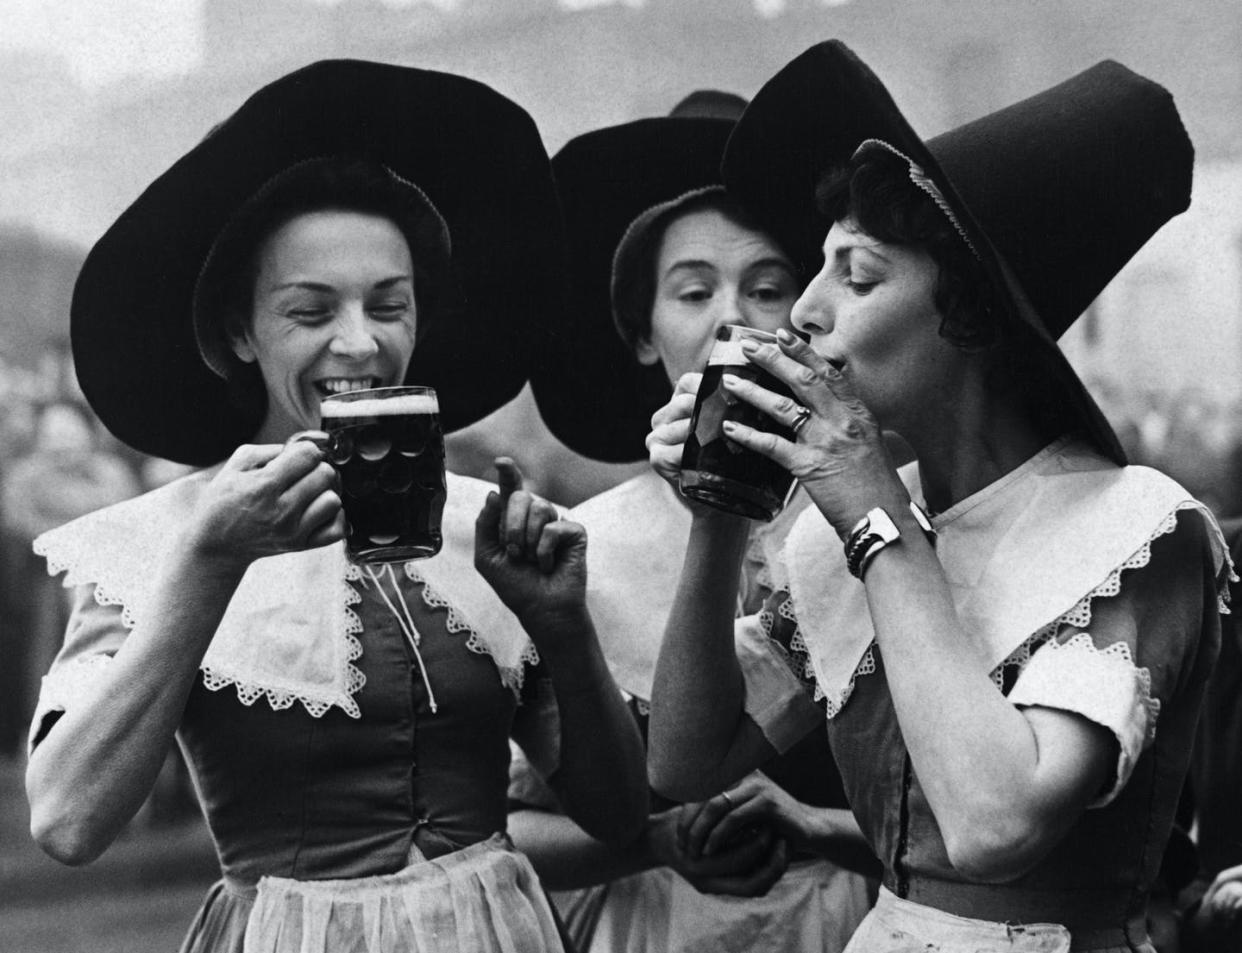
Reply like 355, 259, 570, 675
646, 41, 1233, 952
511, 110, 876, 953
24, 61, 646, 953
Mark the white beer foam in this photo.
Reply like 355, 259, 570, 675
707, 331, 778, 367
321, 392, 439, 418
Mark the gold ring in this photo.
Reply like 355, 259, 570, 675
790, 405, 813, 437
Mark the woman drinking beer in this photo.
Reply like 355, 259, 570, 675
646, 41, 1233, 952
24, 61, 646, 953
509, 107, 876, 953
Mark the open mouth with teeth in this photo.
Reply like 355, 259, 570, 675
315, 377, 384, 397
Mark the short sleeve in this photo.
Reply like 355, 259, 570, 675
1008, 507, 1223, 806
509, 664, 561, 786
736, 589, 822, 754
28, 583, 129, 754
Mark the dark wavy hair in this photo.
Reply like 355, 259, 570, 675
815, 149, 1005, 349
816, 149, 1069, 438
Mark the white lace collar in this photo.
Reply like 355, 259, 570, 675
572, 470, 809, 701
783, 437, 1233, 716
34, 470, 536, 719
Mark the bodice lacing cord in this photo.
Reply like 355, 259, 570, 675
363, 564, 439, 713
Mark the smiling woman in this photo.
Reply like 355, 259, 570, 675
23, 60, 647, 953
228, 209, 420, 441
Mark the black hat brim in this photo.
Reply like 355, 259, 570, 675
531, 117, 735, 463
73, 59, 564, 466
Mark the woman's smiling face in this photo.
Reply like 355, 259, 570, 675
231, 209, 418, 442
791, 217, 967, 434
637, 207, 799, 384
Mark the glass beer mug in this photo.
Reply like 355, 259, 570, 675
297, 385, 446, 564
679, 326, 796, 521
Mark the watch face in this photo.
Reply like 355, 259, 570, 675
868, 507, 901, 543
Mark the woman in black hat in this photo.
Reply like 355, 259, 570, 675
23, 60, 646, 953
645, 41, 1233, 952
510, 108, 876, 953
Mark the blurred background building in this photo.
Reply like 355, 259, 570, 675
1, 1, 1240, 948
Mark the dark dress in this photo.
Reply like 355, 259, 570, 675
30, 472, 565, 953
739, 441, 1232, 952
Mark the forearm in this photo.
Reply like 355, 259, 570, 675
862, 526, 1097, 876
27, 541, 244, 864
648, 514, 757, 799
509, 808, 661, 890
528, 609, 649, 847
796, 807, 882, 878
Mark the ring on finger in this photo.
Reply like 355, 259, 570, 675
790, 405, 813, 437
720, 790, 734, 809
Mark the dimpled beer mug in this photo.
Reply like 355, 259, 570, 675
679, 326, 796, 521
318, 386, 446, 564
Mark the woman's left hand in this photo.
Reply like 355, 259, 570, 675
474, 457, 587, 627
677, 772, 813, 861
720, 328, 907, 537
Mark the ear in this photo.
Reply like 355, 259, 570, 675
634, 337, 661, 367
228, 321, 257, 365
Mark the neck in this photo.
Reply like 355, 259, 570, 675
902, 381, 1049, 517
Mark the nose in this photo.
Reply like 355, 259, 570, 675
717, 289, 748, 332
791, 275, 832, 337
329, 305, 380, 361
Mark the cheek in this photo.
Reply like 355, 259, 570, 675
382, 322, 418, 365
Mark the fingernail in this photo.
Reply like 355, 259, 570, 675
776, 328, 797, 344
740, 339, 759, 353
722, 420, 737, 433
722, 373, 739, 388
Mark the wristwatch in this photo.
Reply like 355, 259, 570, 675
844, 502, 936, 580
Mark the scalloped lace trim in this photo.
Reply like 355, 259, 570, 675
1008, 632, 1157, 807
762, 500, 1234, 719
204, 564, 367, 719
404, 563, 539, 696
759, 597, 877, 719
36, 534, 370, 720
1011, 631, 1159, 742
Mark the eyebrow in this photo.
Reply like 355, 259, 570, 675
830, 244, 892, 267
662, 259, 717, 280
269, 275, 413, 293
745, 257, 797, 274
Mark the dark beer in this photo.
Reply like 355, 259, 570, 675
321, 387, 446, 564
680, 327, 795, 521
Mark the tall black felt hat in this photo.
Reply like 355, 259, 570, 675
72, 59, 564, 466
723, 41, 1194, 465
531, 116, 736, 462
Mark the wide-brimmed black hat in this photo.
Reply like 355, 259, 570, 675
72, 59, 564, 465
531, 115, 738, 462
723, 41, 1194, 465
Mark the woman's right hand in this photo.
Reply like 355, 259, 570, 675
646, 802, 789, 897
646, 371, 702, 488
186, 440, 346, 569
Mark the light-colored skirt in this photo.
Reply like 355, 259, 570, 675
239, 834, 564, 953
553, 857, 872, 953
843, 887, 1073, 953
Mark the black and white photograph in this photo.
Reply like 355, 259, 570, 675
1, 1, 1240, 951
